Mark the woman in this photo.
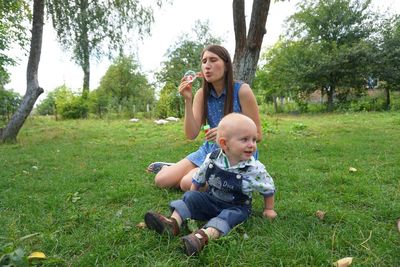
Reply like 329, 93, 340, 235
147, 44, 262, 191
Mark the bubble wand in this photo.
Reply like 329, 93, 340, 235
202, 124, 213, 144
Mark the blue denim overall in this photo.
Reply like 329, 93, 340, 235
170, 149, 252, 235
205, 149, 251, 205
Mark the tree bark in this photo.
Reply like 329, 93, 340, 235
232, 0, 271, 85
80, 0, 90, 95
384, 87, 390, 111
0, 0, 44, 143
327, 85, 335, 112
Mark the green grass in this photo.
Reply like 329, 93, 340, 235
1, 112, 399, 266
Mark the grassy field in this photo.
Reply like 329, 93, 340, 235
1, 112, 399, 266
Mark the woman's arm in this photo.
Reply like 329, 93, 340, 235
183, 88, 204, 140
238, 83, 263, 142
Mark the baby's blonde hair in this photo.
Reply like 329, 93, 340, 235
217, 113, 256, 143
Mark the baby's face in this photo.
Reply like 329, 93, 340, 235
224, 123, 257, 165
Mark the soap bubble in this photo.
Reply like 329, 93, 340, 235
184, 70, 197, 83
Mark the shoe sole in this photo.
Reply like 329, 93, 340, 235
181, 236, 198, 256
146, 162, 173, 174
144, 212, 165, 234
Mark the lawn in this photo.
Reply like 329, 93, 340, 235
1, 112, 399, 266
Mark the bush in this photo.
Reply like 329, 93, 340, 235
59, 96, 89, 119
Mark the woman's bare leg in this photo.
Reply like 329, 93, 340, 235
180, 168, 199, 191
154, 158, 196, 189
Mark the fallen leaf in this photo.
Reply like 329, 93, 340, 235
333, 257, 353, 267
136, 222, 146, 229
349, 167, 357, 172
28, 251, 46, 261
397, 219, 400, 233
115, 209, 123, 218
316, 210, 326, 220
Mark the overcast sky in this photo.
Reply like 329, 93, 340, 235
5, 0, 399, 101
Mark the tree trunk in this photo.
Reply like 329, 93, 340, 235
0, 0, 44, 143
82, 52, 90, 96
273, 95, 278, 113
384, 87, 390, 111
232, 0, 271, 85
80, 0, 90, 96
327, 85, 335, 112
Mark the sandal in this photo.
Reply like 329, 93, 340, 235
146, 162, 174, 174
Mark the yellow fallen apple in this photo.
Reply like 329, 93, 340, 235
334, 257, 353, 267
349, 167, 357, 172
28, 251, 46, 261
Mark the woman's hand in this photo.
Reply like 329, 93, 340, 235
178, 77, 193, 101
205, 127, 218, 142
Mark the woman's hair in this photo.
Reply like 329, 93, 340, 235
200, 44, 234, 125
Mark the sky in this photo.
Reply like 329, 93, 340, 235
5, 0, 399, 102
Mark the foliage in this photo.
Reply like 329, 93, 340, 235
254, 40, 317, 110
155, 20, 221, 118
58, 95, 88, 119
87, 88, 109, 118
39, 85, 88, 119
258, 90, 400, 115
371, 14, 400, 109
36, 91, 56, 115
46, 0, 166, 92
256, 0, 378, 111
0, 0, 31, 86
0, 88, 22, 120
94, 55, 154, 117
0, 112, 399, 265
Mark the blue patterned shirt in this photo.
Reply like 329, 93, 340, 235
192, 150, 275, 198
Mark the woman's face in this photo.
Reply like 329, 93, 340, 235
201, 50, 226, 84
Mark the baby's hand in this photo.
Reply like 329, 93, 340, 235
263, 209, 277, 220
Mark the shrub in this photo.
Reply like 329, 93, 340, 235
59, 96, 89, 119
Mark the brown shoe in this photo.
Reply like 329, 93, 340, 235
181, 229, 209, 256
144, 211, 180, 236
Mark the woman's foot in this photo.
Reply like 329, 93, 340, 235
146, 162, 174, 174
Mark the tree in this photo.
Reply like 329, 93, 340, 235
155, 20, 221, 118
374, 15, 400, 110
254, 40, 316, 112
232, 0, 273, 85
1, 0, 44, 143
47, 0, 166, 94
0, 0, 31, 87
95, 55, 154, 116
279, 0, 375, 111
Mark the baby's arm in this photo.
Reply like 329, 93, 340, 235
190, 183, 200, 191
263, 196, 277, 219
190, 155, 211, 191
